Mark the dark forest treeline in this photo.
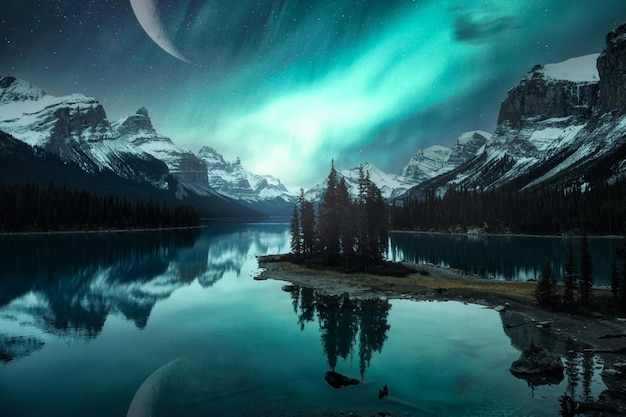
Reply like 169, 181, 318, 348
0, 180, 200, 232
290, 163, 390, 272
391, 179, 626, 235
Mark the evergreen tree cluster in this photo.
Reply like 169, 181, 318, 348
610, 240, 626, 313
535, 234, 594, 313
532, 234, 626, 315
290, 163, 390, 271
0, 180, 200, 232
391, 180, 626, 235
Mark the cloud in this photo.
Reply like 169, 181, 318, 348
450, 4, 518, 43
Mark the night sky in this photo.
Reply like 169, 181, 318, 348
2, 0, 626, 188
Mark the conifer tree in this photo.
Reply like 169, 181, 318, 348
298, 190, 317, 254
534, 262, 559, 308
290, 201, 302, 255
318, 161, 341, 259
337, 177, 355, 258
563, 236, 578, 311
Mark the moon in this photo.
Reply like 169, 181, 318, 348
129, 0, 194, 64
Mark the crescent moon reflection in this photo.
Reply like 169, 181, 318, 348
129, 0, 193, 64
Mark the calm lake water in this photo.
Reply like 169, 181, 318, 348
0, 221, 612, 416
390, 231, 623, 284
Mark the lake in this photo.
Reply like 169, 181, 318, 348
0, 221, 612, 416
389, 231, 623, 284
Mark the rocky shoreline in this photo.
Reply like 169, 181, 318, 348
256, 256, 626, 416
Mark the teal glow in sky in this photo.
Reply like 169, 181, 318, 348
2, 0, 626, 187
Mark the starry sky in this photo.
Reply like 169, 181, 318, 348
2, 0, 626, 188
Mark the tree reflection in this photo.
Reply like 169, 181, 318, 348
289, 286, 391, 378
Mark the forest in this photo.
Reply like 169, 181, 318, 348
0, 180, 200, 232
290, 163, 390, 272
390, 179, 626, 236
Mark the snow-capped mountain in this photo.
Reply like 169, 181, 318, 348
397, 131, 490, 191
112, 108, 217, 197
0, 76, 169, 188
405, 23, 626, 198
304, 131, 489, 202
304, 162, 403, 202
0, 76, 268, 217
198, 146, 297, 215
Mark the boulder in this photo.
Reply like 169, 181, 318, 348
324, 371, 360, 389
510, 343, 564, 377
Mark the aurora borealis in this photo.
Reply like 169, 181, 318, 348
2, 1, 626, 188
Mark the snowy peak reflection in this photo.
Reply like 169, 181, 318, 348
288, 286, 390, 379
0, 229, 202, 344
199, 222, 291, 287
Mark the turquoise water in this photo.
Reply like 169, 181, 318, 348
390, 232, 623, 284
0, 221, 608, 416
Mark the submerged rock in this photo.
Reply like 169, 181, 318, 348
324, 371, 360, 389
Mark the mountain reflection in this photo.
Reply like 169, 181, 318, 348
288, 286, 391, 378
0, 222, 290, 363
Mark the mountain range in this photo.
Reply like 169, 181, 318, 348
2, 23, 626, 215
403, 24, 626, 199
0, 77, 294, 216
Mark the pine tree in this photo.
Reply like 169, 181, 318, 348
337, 177, 355, 259
290, 201, 302, 255
534, 262, 559, 308
299, 190, 317, 255
353, 166, 389, 270
318, 161, 341, 260
579, 232, 593, 306
563, 236, 578, 311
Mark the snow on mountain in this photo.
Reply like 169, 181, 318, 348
535, 53, 600, 83
303, 131, 489, 203
0, 76, 279, 215
0, 76, 170, 188
341, 162, 403, 198
390, 131, 490, 198
304, 162, 403, 202
399, 145, 452, 185
405, 24, 626, 198
112, 108, 216, 196
198, 146, 296, 214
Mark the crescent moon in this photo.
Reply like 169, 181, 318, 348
127, 357, 183, 417
129, 0, 193, 64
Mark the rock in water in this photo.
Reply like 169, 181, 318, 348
324, 371, 360, 389
510, 343, 564, 376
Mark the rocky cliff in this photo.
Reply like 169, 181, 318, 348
113, 108, 213, 194
597, 23, 626, 113
405, 23, 626, 198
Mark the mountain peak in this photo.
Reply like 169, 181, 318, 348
113, 107, 157, 140
0, 76, 46, 105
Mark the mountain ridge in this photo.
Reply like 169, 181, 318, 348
403, 23, 626, 199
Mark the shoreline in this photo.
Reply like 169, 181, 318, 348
390, 229, 626, 240
256, 257, 626, 352
0, 225, 205, 237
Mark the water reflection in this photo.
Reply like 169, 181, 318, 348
288, 285, 391, 379
501, 309, 610, 412
390, 232, 619, 283
0, 222, 290, 363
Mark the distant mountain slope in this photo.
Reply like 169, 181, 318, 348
198, 146, 296, 215
304, 131, 489, 202
0, 77, 262, 218
405, 23, 626, 199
